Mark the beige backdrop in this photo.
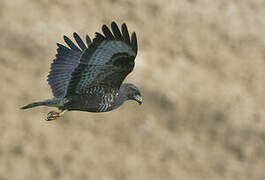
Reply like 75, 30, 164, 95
1, 0, 265, 180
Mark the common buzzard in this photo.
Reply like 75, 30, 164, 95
21, 22, 142, 121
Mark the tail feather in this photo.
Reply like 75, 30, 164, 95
20, 98, 67, 110
20, 101, 45, 110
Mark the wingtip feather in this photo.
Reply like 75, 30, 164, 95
111, 22, 123, 40
86, 35, 91, 46
102, 24, 114, 39
73, 32, 87, 50
64, 35, 80, 51
131, 32, 138, 54
121, 23, 130, 45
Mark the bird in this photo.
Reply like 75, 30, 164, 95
21, 21, 142, 121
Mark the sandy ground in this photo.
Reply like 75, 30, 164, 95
0, 0, 265, 179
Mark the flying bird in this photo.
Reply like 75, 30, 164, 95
21, 22, 142, 121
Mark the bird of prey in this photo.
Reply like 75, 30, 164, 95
21, 22, 142, 121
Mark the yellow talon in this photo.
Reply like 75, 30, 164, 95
46, 110, 67, 121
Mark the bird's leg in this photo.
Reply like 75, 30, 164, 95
46, 110, 67, 121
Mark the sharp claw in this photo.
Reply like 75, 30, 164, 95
46, 118, 54, 121
45, 110, 67, 121
46, 111, 60, 121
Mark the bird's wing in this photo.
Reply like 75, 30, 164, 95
66, 22, 138, 96
47, 33, 92, 98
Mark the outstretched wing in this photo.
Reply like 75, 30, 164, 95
66, 22, 138, 96
47, 33, 92, 98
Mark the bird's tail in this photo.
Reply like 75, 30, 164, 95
20, 98, 65, 110
20, 101, 47, 109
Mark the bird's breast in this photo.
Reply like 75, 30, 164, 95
98, 91, 121, 112
65, 87, 122, 112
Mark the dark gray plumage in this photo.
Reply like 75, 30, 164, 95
21, 22, 142, 121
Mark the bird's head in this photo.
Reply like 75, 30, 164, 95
121, 83, 142, 105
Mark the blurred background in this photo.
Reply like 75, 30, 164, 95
1, 0, 265, 179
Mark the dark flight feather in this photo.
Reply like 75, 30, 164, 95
66, 22, 137, 96
121, 23, 130, 45
63, 35, 81, 52
47, 40, 81, 97
102, 25, 115, 40
131, 32, 138, 55
111, 22, 123, 40
73, 32, 87, 50
86, 35, 91, 46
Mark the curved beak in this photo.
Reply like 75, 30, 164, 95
134, 95, 142, 105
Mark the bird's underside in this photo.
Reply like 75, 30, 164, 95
45, 86, 124, 121
62, 87, 124, 112
21, 21, 142, 121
